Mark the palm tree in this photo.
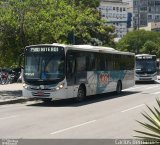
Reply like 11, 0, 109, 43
134, 98, 160, 143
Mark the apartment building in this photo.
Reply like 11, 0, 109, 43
133, 0, 160, 28
99, 0, 131, 39
140, 22, 160, 31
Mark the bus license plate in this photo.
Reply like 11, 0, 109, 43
37, 91, 44, 96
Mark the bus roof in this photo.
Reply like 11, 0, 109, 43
69, 44, 134, 56
26, 43, 134, 56
136, 54, 156, 57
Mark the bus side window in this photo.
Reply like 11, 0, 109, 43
95, 53, 99, 70
86, 53, 95, 71
99, 54, 106, 71
76, 54, 86, 72
106, 54, 114, 70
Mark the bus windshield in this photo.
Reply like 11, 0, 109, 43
136, 59, 156, 72
24, 46, 65, 85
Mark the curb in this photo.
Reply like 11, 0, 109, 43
0, 98, 28, 105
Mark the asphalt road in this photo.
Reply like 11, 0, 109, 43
0, 81, 160, 139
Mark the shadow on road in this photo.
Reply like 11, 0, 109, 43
136, 80, 160, 85
27, 91, 140, 108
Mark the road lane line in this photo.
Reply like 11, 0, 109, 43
143, 86, 159, 90
151, 91, 160, 95
0, 115, 18, 120
123, 86, 147, 91
121, 104, 145, 113
50, 120, 96, 135
124, 85, 159, 91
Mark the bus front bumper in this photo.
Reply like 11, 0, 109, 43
22, 89, 67, 101
135, 75, 157, 81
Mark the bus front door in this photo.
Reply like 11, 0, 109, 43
66, 53, 76, 98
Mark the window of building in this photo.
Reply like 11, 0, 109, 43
141, 0, 148, 6
148, 1, 155, 6
148, 15, 152, 20
116, 7, 119, 11
155, 6, 160, 13
101, 14, 105, 17
155, 1, 160, 5
155, 15, 160, 20
140, 7, 147, 11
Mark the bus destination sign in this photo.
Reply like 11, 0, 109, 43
136, 56, 155, 60
27, 46, 63, 53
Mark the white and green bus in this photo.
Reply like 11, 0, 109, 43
23, 43, 135, 102
135, 54, 157, 82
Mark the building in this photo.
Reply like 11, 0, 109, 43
122, 0, 133, 31
133, 0, 160, 29
99, 0, 131, 39
140, 22, 160, 31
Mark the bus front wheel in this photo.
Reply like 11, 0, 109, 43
75, 85, 86, 102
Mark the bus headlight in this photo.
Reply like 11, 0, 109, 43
56, 83, 65, 90
23, 84, 30, 89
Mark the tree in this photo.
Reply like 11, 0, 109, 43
65, 0, 100, 8
116, 30, 160, 56
0, 0, 115, 67
141, 41, 160, 56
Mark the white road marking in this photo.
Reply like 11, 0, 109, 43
124, 86, 146, 91
151, 91, 160, 95
50, 120, 96, 135
0, 115, 18, 120
143, 86, 159, 90
124, 85, 159, 91
121, 104, 145, 113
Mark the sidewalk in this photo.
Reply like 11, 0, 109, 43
0, 83, 28, 105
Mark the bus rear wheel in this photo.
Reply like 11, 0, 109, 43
75, 86, 86, 102
116, 81, 122, 94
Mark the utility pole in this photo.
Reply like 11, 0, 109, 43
137, 0, 140, 30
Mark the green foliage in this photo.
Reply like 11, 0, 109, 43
134, 98, 160, 142
142, 41, 160, 56
0, 0, 115, 67
65, 0, 100, 8
116, 30, 160, 57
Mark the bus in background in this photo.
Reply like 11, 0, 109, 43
23, 44, 135, 103
135, 54, 157, 82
